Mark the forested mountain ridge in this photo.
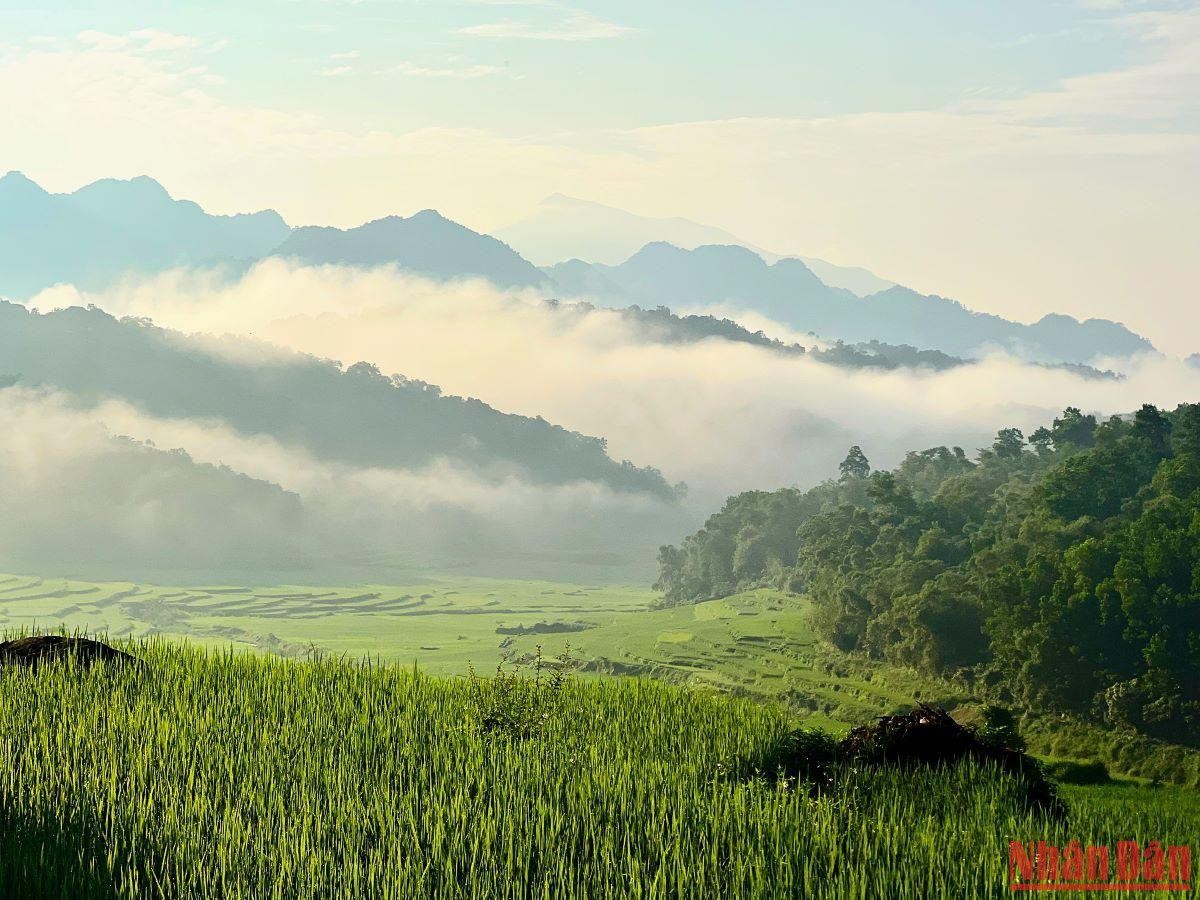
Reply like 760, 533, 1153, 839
548, 242, 1154, 364
656, 403, 1200, 745
586, 302, 1116, 377
0, 301, 675, 497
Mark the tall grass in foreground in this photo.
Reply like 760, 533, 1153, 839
0, 638, 1195, 898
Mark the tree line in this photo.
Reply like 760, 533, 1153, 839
655, 404, 1200, 744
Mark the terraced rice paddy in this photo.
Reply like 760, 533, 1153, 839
0, 575, 937, 728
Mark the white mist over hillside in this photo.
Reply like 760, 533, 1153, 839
38, 261, 1200, 509
0, 383, 680, 580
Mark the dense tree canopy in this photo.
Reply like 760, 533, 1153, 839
656, 403, 1200, 744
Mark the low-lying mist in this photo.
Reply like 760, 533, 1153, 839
0, 385, 679, 583
22, 261, 1200, 581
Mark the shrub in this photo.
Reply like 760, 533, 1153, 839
977, 704, 1027, 753
467, 644, 575, 740
840, 705, 1064, 817
1044, 759, 1111, 785
738, 727, 840, 791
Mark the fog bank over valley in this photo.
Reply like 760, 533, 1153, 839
13, 262, 1200, 580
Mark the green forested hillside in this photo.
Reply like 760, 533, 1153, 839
656, 404, 1200, 746
0, 301, 673, 496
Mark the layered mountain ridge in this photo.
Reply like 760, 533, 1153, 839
0, 172, 1157, 365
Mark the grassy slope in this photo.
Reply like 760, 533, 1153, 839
1, 641, 1196, 899
2, 573, 1196, 782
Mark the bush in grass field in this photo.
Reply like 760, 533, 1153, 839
735, 727, 840, 791
467, 643, 576, 740
976, 705, 1027, 753
839, 705, 1064, 817
1045, 759, 1112, 785
747, 705, 1064, 817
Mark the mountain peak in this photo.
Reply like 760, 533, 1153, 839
0, 170, 48, 198
0, 173, 292, 295
273, 209, 546, 289
129, 174, 171, 195
74, 174, 172, 202
541, 193, 592, 207
622, 242, 768, 275
627, 240, 685, 259
1033, 312, 1080, 326
692, 243, 767, 263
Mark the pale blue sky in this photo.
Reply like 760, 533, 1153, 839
0, 1, 1139, 132
0, 1, 1197, 349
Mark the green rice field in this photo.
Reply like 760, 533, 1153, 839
0, 574, 934, 726
0, 640, 1196, 899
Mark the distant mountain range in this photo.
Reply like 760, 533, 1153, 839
0, 171, 289, 295
497, 193, 896, 296
0, 171, 545, 296
0, 301, 675, 498
547, 243, 1154, 365
0, 172, 1157, 365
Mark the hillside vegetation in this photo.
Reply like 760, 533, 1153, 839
587, 303, 1116, 377
0, 301, 672, 496
1, 640, 1196, 898
657, 403, 1200, 750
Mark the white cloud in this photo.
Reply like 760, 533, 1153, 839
128, 29, 201, 53
75, 29, 200, 53
0, 386, 307, 574
979, 7, 1200, 128
0, 364, 678, 577
75, 30, 132, 51
458, 10, 634, 41
390, 61, 503, 79
25, 262, 1200, 577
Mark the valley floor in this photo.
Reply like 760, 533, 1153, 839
2, 572, 1197, 783
0, 574, 934, 726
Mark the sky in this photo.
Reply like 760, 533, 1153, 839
1, 1, 1198, 351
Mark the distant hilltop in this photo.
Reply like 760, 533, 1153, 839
273, 210, 547, 289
